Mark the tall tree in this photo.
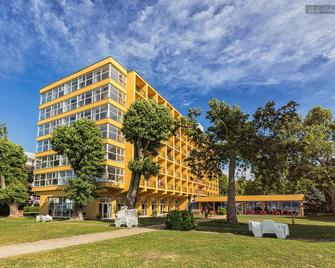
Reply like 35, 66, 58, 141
0, 138, 29, 217
299, 107, 335, 215
122, 100, 174, 209
184, 100, 254, 224
50, 118, 105, 220
206, 99, 255, 224
252, 101, 302, 194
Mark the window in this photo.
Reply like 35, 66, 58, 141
33, 170, 75, 186
40, 64, 127, 105
105, 144, 124, 162
37, 104, 124, 137
48, 197, 74, 218
100, 124, 124, 143
104, 166, 124, 183
109, 104, 124, 123
36, 140, 51, 153
110, 85, 126, 106
35, 155, 69, 170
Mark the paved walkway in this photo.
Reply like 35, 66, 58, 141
0, 227, 158, 259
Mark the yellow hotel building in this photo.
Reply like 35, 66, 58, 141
32, 56, 219, 219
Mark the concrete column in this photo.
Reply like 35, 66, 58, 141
111, 197, 117, 219
300, 202, 304, 217
147, 199, 152, 216
39, 195, 49, 215
157, 198, 161, 215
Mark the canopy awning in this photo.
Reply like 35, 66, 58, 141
195, 194, 304, 203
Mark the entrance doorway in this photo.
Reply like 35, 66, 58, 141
99, 197, 112, 219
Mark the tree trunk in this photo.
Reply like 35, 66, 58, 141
226, 154, 238, 224
126, 140, 143, 209
0, 174, 5, 189
72, 204, 84, 221
8, 203, 20, 217
328, 187, 335, 216
126, 171, 141, 209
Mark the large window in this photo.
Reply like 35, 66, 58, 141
104, 166, 124, 183
37, 104, 124, 137
39, 84, 126, 120
35, 155, 69, 170
100, 124, 124, 143
40, 64, 127, 104
36, 139, 51, 153
109, 104, 124, 123
33, 170, 75, 186
48, 197, 74, 218
105, 144, 124, 162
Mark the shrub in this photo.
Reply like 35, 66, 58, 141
166, 210, 195, 230
217, 207, 226, 215
23, 205, 39, 215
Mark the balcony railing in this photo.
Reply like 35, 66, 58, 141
158, 180, 165, 189
136, 86, 146, 97
167, 184, 174, 191
167, 154, 174, 161
148, 180, 156, 188
167, 170, 174, 176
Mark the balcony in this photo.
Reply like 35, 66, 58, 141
167, 184, 174, 191
158, 152, 166, 159
159, 168, 166, 175
148, 180, 156, 188
167, 170, 174, 177
158, 180, 165, 189
167, 154, 174, 162
136, 86, 146, 97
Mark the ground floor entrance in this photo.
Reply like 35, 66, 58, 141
40, 193, 189, 220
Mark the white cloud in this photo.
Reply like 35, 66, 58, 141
0, 0, 335, 98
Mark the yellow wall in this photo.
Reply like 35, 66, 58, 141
33, 56, 219, 218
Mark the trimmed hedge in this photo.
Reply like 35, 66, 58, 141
23, 206, 39, 215
166, 210, 195, 230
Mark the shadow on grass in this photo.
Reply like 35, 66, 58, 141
303, 215, 335, 223
195, 219, 335, 242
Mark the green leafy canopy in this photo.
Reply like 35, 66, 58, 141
50, 118, 105, 207
0, 138, 29, 204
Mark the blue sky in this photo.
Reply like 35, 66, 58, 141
1, 0, 335, 152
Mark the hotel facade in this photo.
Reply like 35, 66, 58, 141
32, 57, 219, 219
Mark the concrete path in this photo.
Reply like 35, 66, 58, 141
0, 227, 158, 259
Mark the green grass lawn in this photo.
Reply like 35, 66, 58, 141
0, 215, 334, 267
197, 215, 335, 241
0, 216, 166, 246
0, 217, 116, 246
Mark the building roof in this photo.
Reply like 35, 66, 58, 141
195, 194, 304, 203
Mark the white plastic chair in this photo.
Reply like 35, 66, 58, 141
115, 206, 138, 228
249, 220, 289, 239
